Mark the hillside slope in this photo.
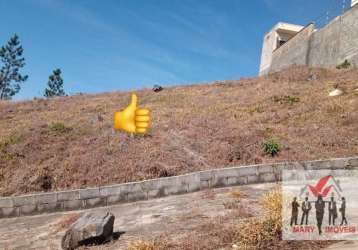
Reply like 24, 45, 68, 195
0, 66, 357, 196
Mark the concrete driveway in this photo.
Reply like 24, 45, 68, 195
1, 182, 349, 250
0, 183, 275, 250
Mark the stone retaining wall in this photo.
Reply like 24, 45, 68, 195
1, 157, 357, 218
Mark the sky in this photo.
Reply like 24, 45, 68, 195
0, 0, 348, 100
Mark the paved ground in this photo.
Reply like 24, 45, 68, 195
0, 182, 352, 250
325, 241, 358, 250
0, 183, 276, 250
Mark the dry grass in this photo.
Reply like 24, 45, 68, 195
1, 66, 358, 195
236, 188, 282, 249
126, 188, 332, 250
127, 238, 170, 250
230, 188, 246, 200
51, 213, 80, 234
223, 188, 246, 209
200, 189, 216, 200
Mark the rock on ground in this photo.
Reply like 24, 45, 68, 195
328, 88, 344, 96
152, 84, 163, 92
61, 211, 115, 250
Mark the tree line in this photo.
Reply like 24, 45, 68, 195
0, 34, 66, 100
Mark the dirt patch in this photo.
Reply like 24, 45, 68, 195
0, 66, 358, 195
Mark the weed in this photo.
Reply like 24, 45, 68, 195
48, 122, 71, 134
326, 102, 344, 114
223, 201, 240, 209
260, 188, 282, 234
336, 59, 351, 69
0, 134, 24, 161
224, 189, 246, 209
248, 106, 264, 115
235, 188, 282, 248
286, 95, 300, 104
272, 95, 300, 105
262, 139, 280, 156
0, 134, 23, 150
264, 127, 273, 137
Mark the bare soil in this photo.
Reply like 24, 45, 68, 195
0, 66, 357, 196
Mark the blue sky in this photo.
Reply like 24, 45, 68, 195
0, 0, 346, 100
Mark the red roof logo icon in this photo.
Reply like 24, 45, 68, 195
300, 175, 343, 199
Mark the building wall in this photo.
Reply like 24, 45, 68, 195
307, 17, 341, 68
270, 24, 314, 73
259, 30, 278, 75
259, 23, 304, 75
308, 6, 358, 68
263, 4, 358, 74
337, 4, 358, 66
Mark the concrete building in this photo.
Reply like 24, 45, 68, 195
259, 23, 304, 75
259, 0, 358, 75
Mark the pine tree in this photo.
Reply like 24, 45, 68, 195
44, 69, 65, 98
0, 34, 28, 100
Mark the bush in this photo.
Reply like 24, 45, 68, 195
48, 122, 71, 134
248, 106, 264, 114
286, 95, 300, 104
272, 95, 300, 105
260, 188, 282, 235
0, 134, 23, 150
336, 59, 351, 69
262, 139, 280, 156
0, 134, 24, 161
236, 188, 282, 248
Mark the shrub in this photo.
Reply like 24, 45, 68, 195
286, 95, 300, 104
336, 59, 351, 69
224, 200, 240, 209
262, 139, 280, 156
0, 134, 23, 150
0, 134, 24, 161
48, 122, 71, 134
248, 106, 264, 115
272, 95, 300, 105
236, 188, 282, 248
260, 188, 282, 235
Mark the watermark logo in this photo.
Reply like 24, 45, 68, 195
282, 170, 358, 240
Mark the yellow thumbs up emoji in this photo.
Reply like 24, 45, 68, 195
114, 94, 150, 134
